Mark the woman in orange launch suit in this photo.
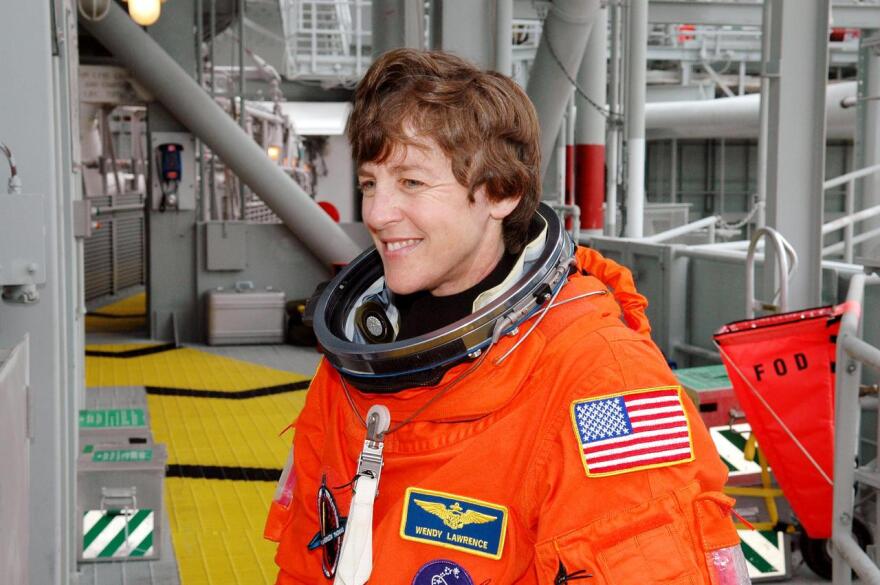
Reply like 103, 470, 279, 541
265, 49, 750, 585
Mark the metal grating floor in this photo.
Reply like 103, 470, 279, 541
84, 326, 319, 585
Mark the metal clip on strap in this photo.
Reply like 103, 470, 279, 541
334, 405, 391, 585
356, 406, 389, 488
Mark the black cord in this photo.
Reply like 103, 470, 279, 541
0, 143, 16, 176
543, 34, 623, 127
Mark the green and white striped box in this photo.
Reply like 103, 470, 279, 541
711, 424, 791, 581
77, 443, 166, 563
81, 509, 155, 560
739, 529, 791, 582
710, 423, 764, 483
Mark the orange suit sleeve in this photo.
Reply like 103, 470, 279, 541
528, 324, 740, 584
269, 363, 331, 584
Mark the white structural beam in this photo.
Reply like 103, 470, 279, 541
435, 0, 497, 69
372, 0, 424, 56
856, 31, 880, 258
648, 1, 880, 29
606, 1, 623, 237
625, 0, 648, 238
756, 0, 772, 230
433, 0, 516, 75
763, 0, 830, 310
496, 0, 514, 75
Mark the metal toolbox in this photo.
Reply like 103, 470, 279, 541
206, 281, 286, 345
80, 387, 152, 446
77, 443, 168, 562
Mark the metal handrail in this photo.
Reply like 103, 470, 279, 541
745, 227, 797, 319
824, 225, 880, 257
821, 204, 880, 234
823, 162, 880, 191
831, 271, 880, 584
642, 214, 719, 244
822, 163, 880, 263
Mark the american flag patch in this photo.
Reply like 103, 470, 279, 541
571, 386, 694, 477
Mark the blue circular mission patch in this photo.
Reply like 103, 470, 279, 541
411, 559, 474, 585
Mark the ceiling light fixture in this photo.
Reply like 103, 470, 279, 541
125, 0, 164, 27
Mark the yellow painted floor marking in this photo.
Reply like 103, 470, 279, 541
85, 342, 166, 353
85, 314, 146, 333
166, 478, 279, 585
86, 292, 147, 333
86, 343, 310, 584
148, 392, 303, 469
91, 292, 147, 316
86, 347, 307, 390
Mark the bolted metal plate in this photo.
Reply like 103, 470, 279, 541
0, 194, 47, 286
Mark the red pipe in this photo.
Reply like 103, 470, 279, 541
575, 144, 605, 230
565, 144, 575, 229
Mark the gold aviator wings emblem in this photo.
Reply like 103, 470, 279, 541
413, 499, 497, 530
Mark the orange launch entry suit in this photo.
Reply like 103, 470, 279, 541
266, 248, 741, 584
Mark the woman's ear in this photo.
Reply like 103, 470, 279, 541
486, 190, 521, 221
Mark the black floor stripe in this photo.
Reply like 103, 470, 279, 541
86, 342, 178, 358
87, 312, 148, 319
166, 464, 282, 482
145, 379, 311, 399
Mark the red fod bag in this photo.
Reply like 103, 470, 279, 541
713, 302, 858, 538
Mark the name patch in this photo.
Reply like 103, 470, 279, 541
400, 488, 507, 560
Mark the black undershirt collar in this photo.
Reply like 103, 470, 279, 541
394, 251, 519, 340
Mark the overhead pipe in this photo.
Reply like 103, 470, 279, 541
574, 5, 607, 234
645, 81, 856, 140
79, 3, 361, 266
526, 0, 601, 179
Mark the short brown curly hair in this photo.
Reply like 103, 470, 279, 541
346, 49, 542, 254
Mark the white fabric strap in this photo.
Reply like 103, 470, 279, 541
334, 474, 379, 585
334, 405, 388, 585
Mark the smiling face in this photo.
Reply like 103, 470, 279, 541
359, 138, 519, 296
